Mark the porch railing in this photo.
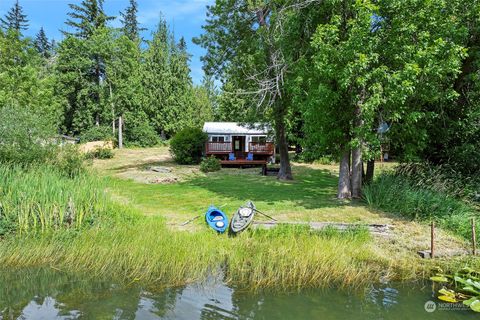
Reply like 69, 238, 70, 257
206, 142, 232, 153
248, 142, 274, 154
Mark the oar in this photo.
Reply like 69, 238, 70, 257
181, 204, 228, 226
253, 208, 277, 222
180, 215, 200, 226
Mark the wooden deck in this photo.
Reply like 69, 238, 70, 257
220, 159, 268, 175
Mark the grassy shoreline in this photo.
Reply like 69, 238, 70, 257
0, 218, 432, 289
0, 147, 476, 290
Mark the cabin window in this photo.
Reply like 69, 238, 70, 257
251, 136, 267, 143
211, 136, 225, 143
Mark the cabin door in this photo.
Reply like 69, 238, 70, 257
232, 136, 246, 159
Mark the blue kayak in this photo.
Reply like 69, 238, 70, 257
205, 206, 229, 233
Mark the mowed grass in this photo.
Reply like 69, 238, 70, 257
102, 147, 385, 225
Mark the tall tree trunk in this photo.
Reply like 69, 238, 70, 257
337, 148, 351, 199
351, 147, 362, 198
365, 159, 375, 184
118, 115, 123, 149
275, 104, 293, 180
255, 7, 292, 180
351, 96, 364, 198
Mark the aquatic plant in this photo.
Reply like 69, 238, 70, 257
0, 220, 417, 290
430, 267, 480, 312
0, 165, 136, 234
363, 173, 477, 239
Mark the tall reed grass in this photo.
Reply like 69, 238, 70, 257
0, 219, 418, 289
0, 165, 136, 235
363, 173, 478, 239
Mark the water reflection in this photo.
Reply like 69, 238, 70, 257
0, 268, 477, 319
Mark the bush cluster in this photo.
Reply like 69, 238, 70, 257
79, 126, 115, 143
200, 157, 221, 173
169, 128, 207, 164
54, 145, 86, 178
0, 106, 88, 178
0, 106, 57, 165
125, 121, 159, 147
85, 147, 114, 160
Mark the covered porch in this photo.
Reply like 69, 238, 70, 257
205, 139, 274, 160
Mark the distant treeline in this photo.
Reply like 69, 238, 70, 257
0, 0, 215, 147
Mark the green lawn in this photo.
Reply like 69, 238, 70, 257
107, 163, 388, 226
93, 147, 469, 263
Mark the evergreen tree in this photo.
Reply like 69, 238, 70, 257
170, 36, 195, 130
63, 0, 113, 39
142, 18, 172, 137
34, 27, 52, 59
0, 29, 61, 123
0, 0, 28, 33
120, 0, 144, 42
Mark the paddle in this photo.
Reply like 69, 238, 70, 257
180, 204, 227, 226
180, 215, 200, 226
253, 208, 277, 222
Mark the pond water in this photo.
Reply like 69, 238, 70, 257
0, 268, 477, 320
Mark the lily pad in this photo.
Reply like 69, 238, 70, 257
470, 300, 480, 312
438, 295, 458, 303
439, 288, 456, 297
466, 279, 480, 290
462, 286, 480, 295
430, 276, 449, 283
454, 276, 469, 286
460, 267, 475, 274
463, 297, 478, 306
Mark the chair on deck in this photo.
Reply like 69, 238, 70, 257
228, 153, 236, 161
246, 153, 254, 161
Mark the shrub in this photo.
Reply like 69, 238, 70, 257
200, 157, 221, 173
169, 128, 207, 164
54, 144, 86, 178
85, 147, 114, 160
0, 106, 57, 165
80, 126, 114, 143
125, 122, 159, 147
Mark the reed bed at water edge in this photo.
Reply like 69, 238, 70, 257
0, 219, 427, 289
0, 165, 136, 235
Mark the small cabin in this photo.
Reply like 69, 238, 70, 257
203, 122, 275, 165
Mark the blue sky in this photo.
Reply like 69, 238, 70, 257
0, 0, 213, 84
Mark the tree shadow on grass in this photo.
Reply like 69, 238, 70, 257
186, 165, 343, 210
107, 160, 177, 172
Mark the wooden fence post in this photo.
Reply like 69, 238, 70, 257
431, 221, 435, 259
472, 218, 476, 256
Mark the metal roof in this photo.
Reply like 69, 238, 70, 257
203, 122, 270, 135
